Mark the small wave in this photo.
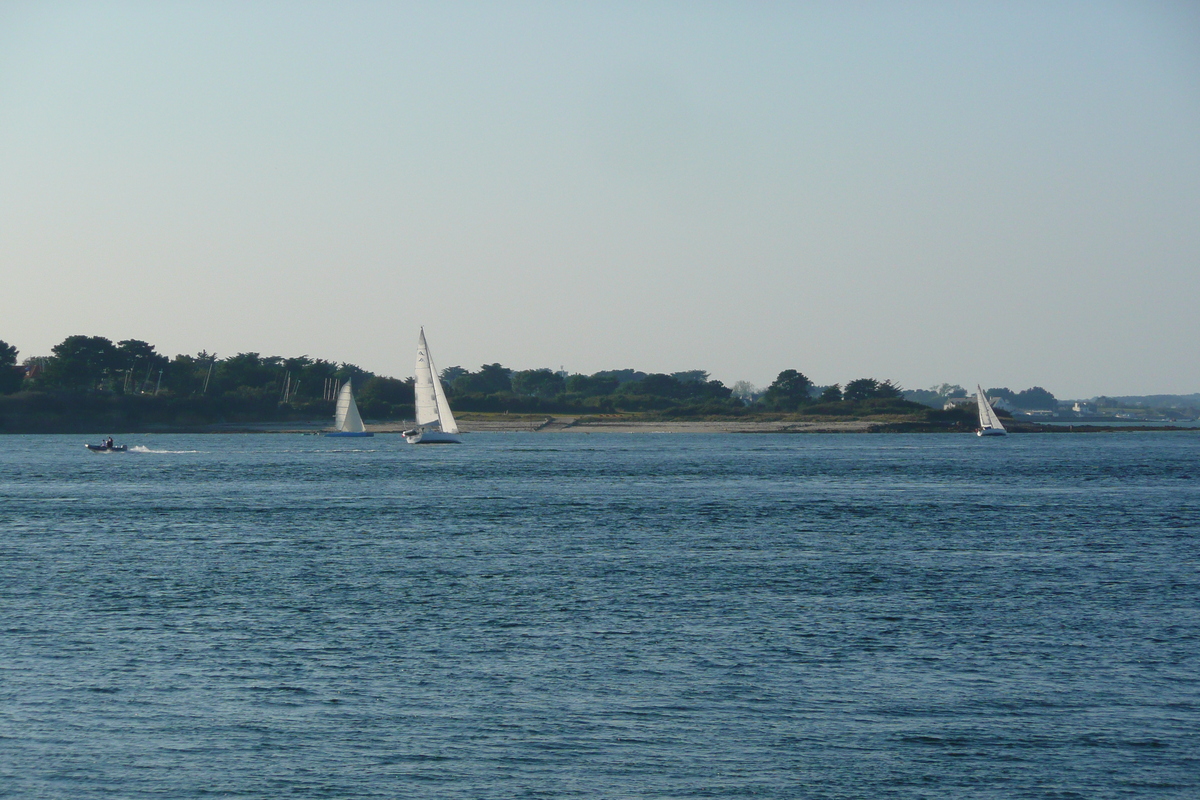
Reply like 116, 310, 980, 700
129, 446, 201, 454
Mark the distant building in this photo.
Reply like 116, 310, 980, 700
1073, 401, 1095, 415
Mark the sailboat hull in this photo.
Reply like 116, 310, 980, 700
403, 429, 461, 444
977, 428, 1007, 437
325, 431, 374, 437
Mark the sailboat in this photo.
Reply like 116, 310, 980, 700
975, 384, 1008, 437
403, 328, 461, 444
326, 380, 374, 437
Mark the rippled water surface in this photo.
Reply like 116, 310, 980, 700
2, 432, 1198, 798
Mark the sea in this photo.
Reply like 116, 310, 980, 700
1, 432, 1198, 799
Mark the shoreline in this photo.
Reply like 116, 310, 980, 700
190, 417, 878, 434
179, 416, 1197, 435
9, 413, 1197, 436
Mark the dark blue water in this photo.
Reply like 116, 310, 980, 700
1, 432, 1198, 798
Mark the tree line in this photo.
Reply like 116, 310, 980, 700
1, 336, 413, 424
902, 383, 1059, 410
2, 334, 980, 428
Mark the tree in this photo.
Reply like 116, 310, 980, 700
282, 355, 314, 375
690, 380, 733, 401
1014, 386, 1057, 410
285, 358, 340, 400
41, 335, 120, 391
844, 378, 903, 402
763, 369, 813, 409
626, 373, 686, 399
116, 339, 167, 370
592, 369, 646, 385
843, 378, 879, 402
565, 374, 619, 396
358, 376, 414, 407
904, 383, 967, 408
440, 366, 468, 385
115, 339, 169, 392
511, 368, 565, 399
934, 383, 967, 398
875, 379, 903, 399
671, 370, 709, 385
335, 362, 373, 385
160, 354, 207, 395
730, 381, 760, 403
0, 340, 22, 394
452, 363, 512, 395
215, 353, 279, 395
819, 384, 843, 403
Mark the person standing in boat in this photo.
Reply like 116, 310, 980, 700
104, 437, 114, 450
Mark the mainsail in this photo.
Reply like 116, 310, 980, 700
334, 381, 366, 433
976, 384, 1006, 433
414, 328, 459, 434
414, 330, 439, 428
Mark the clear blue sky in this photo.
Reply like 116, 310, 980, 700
3, 1, 1198, 397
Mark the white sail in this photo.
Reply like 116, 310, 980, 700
429, 359, 459, 436
976, 384, 1006, 433
334, 381, 367, 433
412, 328, 459, 435
414, 329, 440, 428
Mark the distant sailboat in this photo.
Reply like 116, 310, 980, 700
976, 384, 1008, 437
327, 380, 374, 437
403, 328, 461, 444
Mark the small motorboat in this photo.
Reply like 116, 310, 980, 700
85, 440, 128, 452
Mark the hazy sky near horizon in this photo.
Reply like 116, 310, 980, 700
3, 1, 1198, 397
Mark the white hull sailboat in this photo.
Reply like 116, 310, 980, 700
975, 384, 1008, 437
327, 380, 374, 437
403, 328, 461, 444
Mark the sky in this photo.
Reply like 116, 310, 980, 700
2, 1, 1198, 398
